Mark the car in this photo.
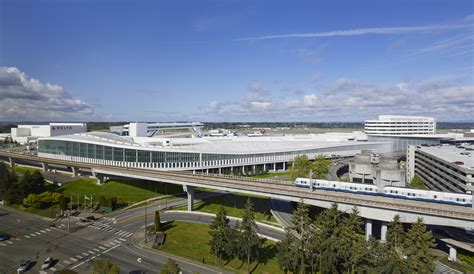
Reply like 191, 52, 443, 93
85, 215, 97, 221
0, 234, 10, 241
17, 259, 31, 272
42, 257, 53, 270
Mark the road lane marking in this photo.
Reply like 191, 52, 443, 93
50, 267, 56, 271
46, 228, 51, 232
29, 233, 36, 237
24, 235, 31, 239
6, 240, 14, 244
103, 243, 110, 247
71, 261, 85, 269
40, 230, 47, 233
88, 251, 95, 255
76, 255, 83, 259
63, 260, 71, 265
114, 231, 121, 234
93, 248, 100, 252
125, 232, 133, 237
98, 246, 106, 250
82, 252, 89, 256
35, 232, 41, 235
0, 243, 6, 246
118, 238, 126, 242
70, 257, 78, 262
113, 240, 121, 244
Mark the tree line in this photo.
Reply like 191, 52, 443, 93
289, 155, 331, 181
277, 202, 436, 274
0, 163, 46, 204
208, 198, 264, 272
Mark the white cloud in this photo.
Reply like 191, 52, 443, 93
0, 67, 94, 121
204, 77, 474, 121
238, 23, 471, 41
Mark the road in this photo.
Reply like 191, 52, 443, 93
0, 190, 284, 274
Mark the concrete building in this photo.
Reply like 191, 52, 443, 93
406, 144, 474, 194
110, 122, 204, 138
349, 150, 406, 188
365, 115, 436, 136
37, 132, 391, 173
11, 123, 87, 144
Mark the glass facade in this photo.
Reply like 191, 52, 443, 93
38, 139, 389, 168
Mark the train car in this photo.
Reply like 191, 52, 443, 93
295, 178, 379, 195
382, 187, 472, 206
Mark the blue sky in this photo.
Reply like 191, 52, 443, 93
1, 0, 473, 122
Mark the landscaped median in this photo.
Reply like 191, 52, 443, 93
131, 213, 284, 274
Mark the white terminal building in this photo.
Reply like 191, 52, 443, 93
37, 128, 391, 173
407, 144, 474, 194
11, 123, 87, 145
365, 115, 436, 136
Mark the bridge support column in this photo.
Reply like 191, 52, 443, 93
8, 157, 14, 167
218, 168, 221, 175
230, 166, 234, 174
242, 166, 245, 175
365, 219, 372, 241
71, 166, 78, 177
283, 162, 286, 170
252, 165, 256, 174
448, 245, 457, 262
273, 163, 276, 172
381, 222, 387, 242
183, 185, 195, 211
41, 162, 49, 172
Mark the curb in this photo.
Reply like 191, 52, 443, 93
166, 210, 285, 232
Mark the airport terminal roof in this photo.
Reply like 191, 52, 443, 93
39, 131, 387, 155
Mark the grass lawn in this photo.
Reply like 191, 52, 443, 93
248, 171, 290, 179
55, 178, 183, 206
11, 165, 41, 174
179, 193, 278, 224
157, 221, 281, 274
8, 203, 57, 219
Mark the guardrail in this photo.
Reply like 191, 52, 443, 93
1, 149, 473, 221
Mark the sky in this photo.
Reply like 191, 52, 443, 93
0, 0, 473, 122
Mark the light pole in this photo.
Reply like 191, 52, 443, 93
144, 201, 148, 243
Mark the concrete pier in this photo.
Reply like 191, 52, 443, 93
365, 219, 373, 240
183, 185, 195, 211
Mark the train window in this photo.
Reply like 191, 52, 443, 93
434, 195, 437, 199
333, 184, 336, 187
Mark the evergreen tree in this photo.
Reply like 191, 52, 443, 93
314, 203, 342, 273
404, 218, 435, 273
238, 198, 262, 272
362, 236, 387, 272
0, 164, 19, 204
338, 207, 367, 273
276, 232, 299, 274
92, 258, 120, 274
208, 205, 231, 265
289, 200, 312, 273
30, 170, 45, 194
225, 223, 241, 269
161, 258, 181, 274
155, 211, 162, 232
381, 214, 409, 273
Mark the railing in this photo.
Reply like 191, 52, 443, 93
1, 149, 473, 221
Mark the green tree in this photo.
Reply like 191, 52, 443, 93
155, 210, 162, 232
314, 203, 342, 273
312, 155, 331, 179
289, 155, 313, 181
238, 198, 262, 272
383, 214, 409, 273
409, 175, 427, 189
404, 218, 435, 273
225, 223, 241, 269
208, 205, 231, 265
289, 200, 312, 273
92, 258, 120, 274
30, 170, 45, 194
23, 193, 41, 208
161, 258, 181, 274
277, 232, 299, 274
0, 163, 20, 204
338, 207, 367, 273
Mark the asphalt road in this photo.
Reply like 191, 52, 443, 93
0, 190, 285, 274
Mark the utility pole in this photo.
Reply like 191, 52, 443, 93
67, 211, 70, 232
144, 201, 148, 243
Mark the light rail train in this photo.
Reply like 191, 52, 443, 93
295, 178, 472, 207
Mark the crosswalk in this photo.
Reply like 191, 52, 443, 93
0, 225, 67, 247
85, 222, 134, 238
